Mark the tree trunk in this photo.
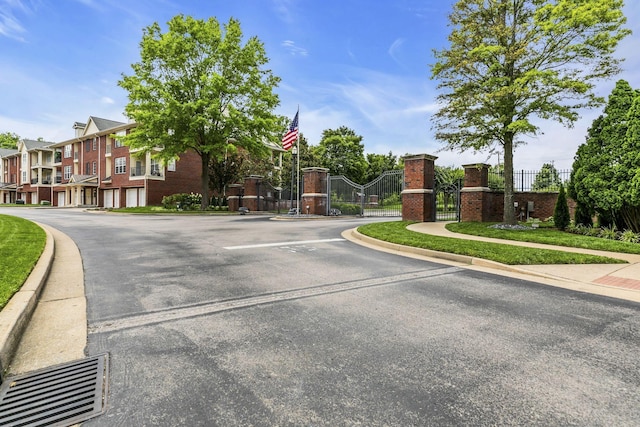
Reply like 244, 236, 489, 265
503, 135, 516, 224
200, 152, 210, 210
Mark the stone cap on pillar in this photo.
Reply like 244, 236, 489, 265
462, 163, 491, 169
462, 163, 491, 188
301, 167, 329, 172
402, 154, 438, 162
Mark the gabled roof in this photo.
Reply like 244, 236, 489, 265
68, 174, 98, 184
0, 148, 19, 157
21, 139, 54, 151
88, 116, 126, 132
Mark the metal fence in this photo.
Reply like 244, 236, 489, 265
488, 169, 571, 192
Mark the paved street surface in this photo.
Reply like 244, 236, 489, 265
3, 208, 640, 426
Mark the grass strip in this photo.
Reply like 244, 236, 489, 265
446, 222, 640, 254
357, 221, 625, 265
0, 214, 46, 309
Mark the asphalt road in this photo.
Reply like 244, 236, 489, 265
3, 208, 640, 426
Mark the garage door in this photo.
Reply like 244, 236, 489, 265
126, 188, 138, 207
57, 192, 65, 207
104, 190, 113, 208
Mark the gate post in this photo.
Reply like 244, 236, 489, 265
460, 164, 491, 222
402, 154, 437, 222
301, 167, 329, 215
227, 184, 243, 211
243, 175, 263, 211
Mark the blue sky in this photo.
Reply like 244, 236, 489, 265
1, 0, 639, 170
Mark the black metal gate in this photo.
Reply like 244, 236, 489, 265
434, 179, 462, 221
329, 170, 404, 216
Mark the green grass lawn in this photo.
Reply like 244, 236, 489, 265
0, 214, 46, 309
446, 222, 640, 254
357, 221, 626, 265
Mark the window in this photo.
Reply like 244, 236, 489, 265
92, 161, 97, 175
22, 153, 27, 167
22, 170, 27, 183
64, 165, 72, 180
115, 157, 126, 174
167, 159, 176, 172
86, 141, 91, 152
114, 131, 125, 148
150, 158, 161, 176
64, 145, 72, 158
93, 137, 97, 151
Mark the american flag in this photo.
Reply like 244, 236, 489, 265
281, 111, 298, 151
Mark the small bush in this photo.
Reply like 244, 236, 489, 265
573, 201, 593, 227
40, 200, 51, 205
620, 229, 640, 244
553, 184, 570, 231
162, 193, 202, 210
599, 225, 618, 240
331, 202, 360, 215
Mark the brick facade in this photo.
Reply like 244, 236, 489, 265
460, 163, 576, 222
402, 154, 437, 222
301, 167, 328, 215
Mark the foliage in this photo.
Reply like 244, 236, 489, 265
358, 221, 624, 265
599, 225, 619, 240
553, 184, 570, 230
620, 229, 640, 244
532, 162, 562, 192
570, 80, 640, 232
573, 200, 593, 227
364, 152, 399, 183
448, 221, 640, 254
313, 126, 367, 184
119, 15, 282, 210
162, 193, 202, 210
0, 215, 46, 309
431, 0, 630, 224
331, 202, 361, 215
0, 131, 19, 149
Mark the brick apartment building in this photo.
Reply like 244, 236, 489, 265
0, 116, 202, 207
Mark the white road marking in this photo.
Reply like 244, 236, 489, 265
223, 238, 345, 250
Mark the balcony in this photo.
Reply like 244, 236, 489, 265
54, 152, 62, 164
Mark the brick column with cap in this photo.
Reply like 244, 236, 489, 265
242, 175, 263, 211
401, 154, 437, 222
226, 184, 243, 212
301, 167, 329, 215
460, 163, 491, 222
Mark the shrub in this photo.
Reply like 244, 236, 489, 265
620, 229, 640, 244
331, 202, 360, 215
162, 193, 202, 210
553, 184, 570, 231
40, 200, 51, 206
573, 201, 593, 227
599, 225, 618, 240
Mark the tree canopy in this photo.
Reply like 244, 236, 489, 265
532, 162, 562, 192
431, 0, 630, 224
0, 132, 19, 149
119, 15, 282, 209
313, 126, 367, 184
570, 80, 640, 232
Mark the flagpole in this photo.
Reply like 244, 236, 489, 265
296, 106, 300, 216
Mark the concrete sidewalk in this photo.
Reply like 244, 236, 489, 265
345, 221, 640, 304
2, 224, 87, 377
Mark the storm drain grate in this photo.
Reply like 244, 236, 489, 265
0, 353, 109, 427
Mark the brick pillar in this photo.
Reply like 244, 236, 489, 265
301, 167, 328, 215
227, 184, 243, 212
243, 175, 263, 211
460, 164, 491, 222
402, 154, 437, 222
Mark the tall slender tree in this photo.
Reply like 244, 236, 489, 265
119, 15, 282, 209
431, 0, 630, 224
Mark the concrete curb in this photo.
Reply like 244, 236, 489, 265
0, 224, 54, 380
344, 228, 585, 284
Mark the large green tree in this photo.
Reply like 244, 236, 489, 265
314, 126, 367, 184
364, 152, 399, 183
0, 132, 19, 149
431, 0, 629, 224
119, 15, 282, 209
570, 80, 640, 232
532, 162, 562, 192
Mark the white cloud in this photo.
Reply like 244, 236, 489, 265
388, 38, 405, 67
282, 40, 308, 57
0, 0, 33, 41
101, 96, 115, 104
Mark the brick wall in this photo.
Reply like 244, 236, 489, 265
146, 150, 202, 205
